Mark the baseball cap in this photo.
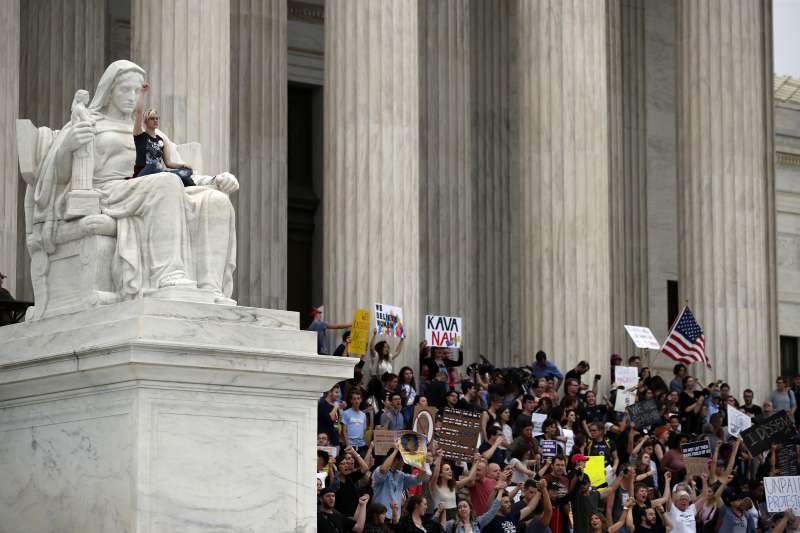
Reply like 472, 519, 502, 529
571, 453, 590, 463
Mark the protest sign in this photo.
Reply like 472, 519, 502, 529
425, 315, 463, 348
541, 440, 558, 458
624, 325, 661, 350
681, 440, 711, 458
684, 457, 710, 480
531, 413, 547, 436
627, 399, 661, 428
681, 440, 712, 458
776, 446, 800, 476
374, 303, 405, 338
586, 456, 606, 487
316, 472, 327, 485
741, 410, 798, 456
614, 389, 637, 413
764, 476, 800, 513
727, 405, 752, 437
615, 366, 640, 389
412, 405, 438, 443
372, 429, 398, 455
348, 308, 371, 356
317, 445, 338, 459
398, 431, 427, 469
435, 407, 482, 462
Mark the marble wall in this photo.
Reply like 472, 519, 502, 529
775, 105, 800, 338
0, 0, 19, 297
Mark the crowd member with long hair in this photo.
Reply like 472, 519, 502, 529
444, 479, 505, 533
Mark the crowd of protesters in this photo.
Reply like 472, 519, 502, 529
317, 329, 800, 533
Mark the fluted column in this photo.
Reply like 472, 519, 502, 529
677, 0, 777, 396
418, 0, 476, 363
17, 0, 107, 301
470, 0, 521, 366
608, 0, 649, 354
133, 0, 230, 175
1, 0, 19, 296
518, 1, 612, 373
324, 0, 420, 372
230, 0, 287, 309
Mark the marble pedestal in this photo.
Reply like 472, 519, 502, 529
0, 300, 355, 533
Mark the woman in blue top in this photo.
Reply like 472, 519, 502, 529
445, 481, 505, 533
131, 84, 194, 186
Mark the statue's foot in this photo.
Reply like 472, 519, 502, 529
213, 293, 236, 306
157, 275, 197, 289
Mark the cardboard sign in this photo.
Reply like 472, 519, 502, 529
727, 405, 752, 437
614, 389, 637, 413
398, 431, 427, 469
541, 440, 558, 458
372, 429, 398, 455
434, 407, 482, 462
317, 445, 339, 459
374, 303, 405, 338
412, 405, 438, 443
624, 325, 661, 350
349, 308, 371, 356
627, 399, 661, 428
776, 446, 800, 476
684, 457, 710, 480
764, 476, 800, 513
741, 410, 798, 456
531, 413, 547, 436
615, 366, 640, 389
586, 456, 606, 487
425, 315, 463, 348
681, 440, 712, 458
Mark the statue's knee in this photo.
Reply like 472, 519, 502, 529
206, 189, 233, 213
153, 174, 185, 198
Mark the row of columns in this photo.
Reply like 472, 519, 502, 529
0, 0, 777, 394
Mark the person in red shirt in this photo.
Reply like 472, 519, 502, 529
544, 455, 574, 533
461, 454, 498, 517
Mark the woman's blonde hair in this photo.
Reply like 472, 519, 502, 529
143, 108, 159, 121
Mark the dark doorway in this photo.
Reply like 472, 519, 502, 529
287, 83, 323, 329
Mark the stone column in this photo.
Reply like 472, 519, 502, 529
1, 0, 19, 296
324, 0, 420, 372
518, 0, 612, 373
470, 0, 521, 367
677, 0, 777, 396
132, 0, 230, 176
230, 0, 287, 309
608, 0, 649, 355
17, 0, 107, 301
418, 0, 476, 363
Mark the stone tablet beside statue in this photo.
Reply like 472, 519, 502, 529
16, 60, 239, 320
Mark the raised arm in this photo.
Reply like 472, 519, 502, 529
652, 471, 672, 508
351, 494, 369, 533
539, 477, 553, 525
132, 83, 149, 135
380, 446, 400, 474
429, 449, 443, 489
721, 438, 741, 480
476, 481, 506, 528
610, 499, 636, 533
391, 337, 405, 359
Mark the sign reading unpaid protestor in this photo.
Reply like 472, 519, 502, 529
425, 315, 462, 348
740, 410, 798, 456
435, 407, 481, 462
627, 399, 661, 428
681, 440, 712, 458
348, 308, 372, 356
764, 476, 800, 513
412, 405, 438, 443
374, 303, 405, 338
624, 325, 662, 350
727, 405, 752, 437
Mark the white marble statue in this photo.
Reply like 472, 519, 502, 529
19, 60, 238, 319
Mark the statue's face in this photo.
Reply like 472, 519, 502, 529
110, 73, 144, 116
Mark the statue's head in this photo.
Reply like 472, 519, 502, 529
89, 60, 146, 118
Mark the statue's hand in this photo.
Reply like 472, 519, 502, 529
63, 120, 95, 152
214, 172, 239, 194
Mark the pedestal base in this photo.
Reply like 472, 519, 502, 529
64, 189, 101, 219
0, 300, 355, 533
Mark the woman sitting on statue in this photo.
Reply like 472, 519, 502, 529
131, 84, 194, 186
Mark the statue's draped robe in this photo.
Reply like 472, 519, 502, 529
31, 114, 236, 300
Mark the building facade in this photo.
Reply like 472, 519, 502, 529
0, 0, 794, 397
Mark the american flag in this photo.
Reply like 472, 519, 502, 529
661, 306, 710, 367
